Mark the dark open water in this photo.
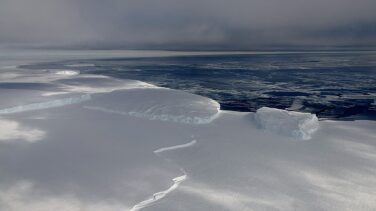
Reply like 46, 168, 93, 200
24, 52, 376, 119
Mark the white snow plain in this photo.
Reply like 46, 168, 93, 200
0, 50, 376, 211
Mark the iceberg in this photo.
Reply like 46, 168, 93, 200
254, 107, 319, 140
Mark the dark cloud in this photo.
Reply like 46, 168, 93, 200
0, 0, 375, 49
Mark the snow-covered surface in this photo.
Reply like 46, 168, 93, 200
0, 49, 376, 211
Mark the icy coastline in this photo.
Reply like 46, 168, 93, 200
1, 50, 376, 211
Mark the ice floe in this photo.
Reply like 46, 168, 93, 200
84, 88, 220, 124
54, 70, 80, 76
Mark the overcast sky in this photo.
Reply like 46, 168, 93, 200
0, 0, 375, 50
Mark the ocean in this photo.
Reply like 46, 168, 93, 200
24, 51, 376, 119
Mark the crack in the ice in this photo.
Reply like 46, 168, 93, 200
130, 140, 197, 211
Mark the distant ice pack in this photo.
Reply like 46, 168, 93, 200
254, 107, 319, 140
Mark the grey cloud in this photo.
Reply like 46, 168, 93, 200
0, 0, 375, 49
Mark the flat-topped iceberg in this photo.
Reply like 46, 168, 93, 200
254, 107, 319, 140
